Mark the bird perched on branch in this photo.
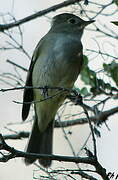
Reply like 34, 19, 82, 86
22, 13, 94, 167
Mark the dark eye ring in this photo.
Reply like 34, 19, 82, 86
68, 18, 77, 24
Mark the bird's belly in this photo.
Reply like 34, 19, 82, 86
32, 35, 83, 131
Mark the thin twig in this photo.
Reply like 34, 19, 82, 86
0, 134, 109, 179
0, 0, 82, 32
83, 106, 97, 158
6, 59, 28, 72
86, 48, 118, 59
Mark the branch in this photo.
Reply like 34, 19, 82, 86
3, 105, 118, 140
0, 0, 82, 32
86, 48, 118, 59
1, 85, 117, 127
6, 59, 28, 72
1, 85, 117, 117
3, 131, 29, 140
0, 134, 96, 164
55, 106, 118, 127
0, 85, 77, 93
50, 168, 98, 180
83, 107, 97, 157
0, 85, 117, 136
1, 99, 118, 142
0, 134, 109, 179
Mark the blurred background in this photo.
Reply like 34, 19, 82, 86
0, 0, 118, 179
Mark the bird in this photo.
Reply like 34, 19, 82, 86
22, 13, 94, 167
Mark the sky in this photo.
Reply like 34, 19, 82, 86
0, 0, 118, 179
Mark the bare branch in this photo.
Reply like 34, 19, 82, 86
0, 133, 96, 164
0, 85, 117, 129
0, 134, 109, 179
6, 59, 28, 72
3, 131, 29, 140
86, 49, 118, 59
0, 0, 82, 32
0, 85, 77, 93
2, 105, 118, 142
83, 107, 97, 157
55, 106, 118, 127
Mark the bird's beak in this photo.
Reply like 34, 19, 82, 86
84, 20, 95, 26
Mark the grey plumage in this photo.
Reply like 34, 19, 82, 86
22, 13, 94, 167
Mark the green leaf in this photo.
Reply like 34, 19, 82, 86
83, 55, 89, 65
80, 56, 97, 87
113, 0, 118, 6
94, 127, 101, 138
103, 61, 118, 86
79, 56, 117, 96
111, 21, 118, 26
73, 86, 90, 96
80, 87, 89, 96
73, 86, 81, 93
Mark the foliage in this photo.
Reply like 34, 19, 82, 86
78, 56, 118, 96
111, 21, 118, 26
0, 0, 118, 179
103, 60, 118, 86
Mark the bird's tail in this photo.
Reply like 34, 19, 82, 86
24, 117, 53, 167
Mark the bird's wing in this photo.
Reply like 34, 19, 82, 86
22, 40, 43, 121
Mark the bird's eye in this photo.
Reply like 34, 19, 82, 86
68, 18, 78, 24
